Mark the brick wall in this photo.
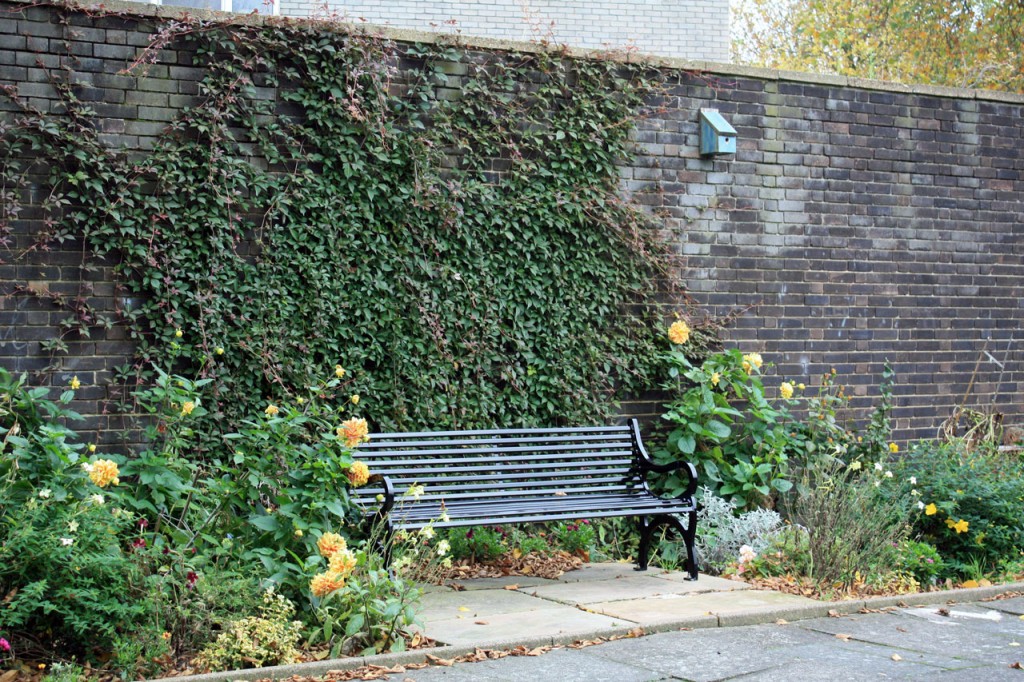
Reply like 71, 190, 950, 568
1, 1, 1021, 444
277, 0, 730, 62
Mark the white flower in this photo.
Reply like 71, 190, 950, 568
885, 471, 893, 478
874, 462, 883, 471
419, 526, 435, 539
909, 476, 917, 485
61, 538, 74, 546
917, 501, 925, 510
738, 544, 757, 563
82, 462, 94, 473
911, 489, 920, 496
874, 480, 881, 487
408, 484, 426, 499
437, 539, 451, 556
440, 511, 450, 523
90, 494, 105, 505
68, 521, 79, 533
38, 488, 52, 499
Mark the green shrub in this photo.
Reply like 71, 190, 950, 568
193, 590, 303, 671
446, 526, 508, 562
894, 439, 1024, 578
894, 539, 945, 586
552, 520, 596, 555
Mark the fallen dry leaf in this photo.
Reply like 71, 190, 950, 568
835, 633, 852, 642
425, 654, 454, 667
474, 620, 489, 625
938, 608, 950, 617
891, 654, 902, 662
775, 619, 789, 625
503, 584, 519, 590
1010, 662, 1022, 670
828, 609, 842, 618
458, 606, 471, 612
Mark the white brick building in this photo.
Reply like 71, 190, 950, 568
282, 1, 729, 61
144, 0, 729, 62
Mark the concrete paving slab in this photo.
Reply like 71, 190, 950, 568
588, 588, 819, 623
528, 573, 739, 606
446, 574, 559, 591
799, 611, 1023, 665
650, 571, 752, 591
900, 603, 1024, 637
398, 647, 662, 682
986, 596, 1024, 615
418, 586, 564, 621
555, 561, 643, 582
586, 625, 826, 681
421, 604, 631, 647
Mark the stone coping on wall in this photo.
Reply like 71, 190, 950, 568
9, 0, 1024, 105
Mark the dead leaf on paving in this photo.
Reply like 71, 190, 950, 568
891, 654, 902, 662
835, 633, 852, 642
503, 583, 519, 590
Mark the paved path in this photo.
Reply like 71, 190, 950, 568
155, 564, 1024, 682
401, 596, 1024, 681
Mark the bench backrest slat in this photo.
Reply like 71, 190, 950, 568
351, 424, 644, 509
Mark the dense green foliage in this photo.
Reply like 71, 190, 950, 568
1, 15, 670, 436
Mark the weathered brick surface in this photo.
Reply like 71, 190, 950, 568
0, 1, 1021, 444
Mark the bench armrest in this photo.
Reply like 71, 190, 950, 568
374, 475, 396, 519
629, 419, 699, 499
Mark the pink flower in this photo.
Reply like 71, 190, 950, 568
0, 637, 10, 652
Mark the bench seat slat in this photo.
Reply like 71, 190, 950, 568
363, 461, 633, 478
361, 481, 632, 501
359, 451, 634, 467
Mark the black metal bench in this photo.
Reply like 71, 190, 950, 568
352, 419, 700, 580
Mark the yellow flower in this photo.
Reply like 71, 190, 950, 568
264, 404, 280, 416
798, 383, 806, 390
889, 442, 899, 454
88, 443, 96, 453
215, 346, 224, 355
710, 372, 720, 387
88, 459, 120, 488
338, 417, 370, 448
294, 529, 303, 538
780, 382, 794, 400
174, 329, 183, 338
310, 571, 345, 598
347, 461, 370, 487
161, 631, 172, 641
350, 394, 360, 405
317, 532, 347, 557
296, 396, 305, 404
181, 401, 195, 416
327, 548, 358, 577
848, 461, 862, 471
335, 364, 346, 379
953, 519, 969, 534
741, 353, 763, 374
668, 320, 691, 345
925, 503, 937, 516
70, 376, 81, 390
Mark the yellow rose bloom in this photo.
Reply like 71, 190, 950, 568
780, 382, 794, 400
668, 320, 691, 345
327, 548, 358, 577
264, 404, 280, 416
317, 532, 347, 557
181, 401, 195, 416
335, 365, 346, 379
338, 417, 370, 448
925, 503, 937, 516
798, 383, 806, 390
174, 329, 183, 338
347, 461, 370, 487
89, 459, 120, 488
310, 571, 345, 598
889, 442, 899, 453
350, 394, 360, 405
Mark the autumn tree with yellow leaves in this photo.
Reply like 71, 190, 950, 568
732, 0, 1024, 93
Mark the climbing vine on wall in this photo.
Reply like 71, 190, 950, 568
1, 9, 694, 437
